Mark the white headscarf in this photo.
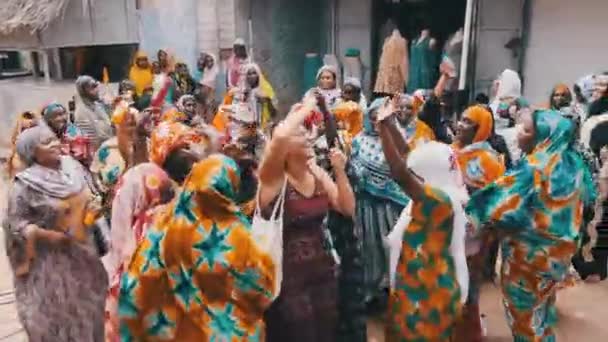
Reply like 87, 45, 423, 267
200, 53, 219, 89
491, 69, 522, 134
387, 141, 469, 303
495, 69, 522, 100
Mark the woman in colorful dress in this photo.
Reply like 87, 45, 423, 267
104, 163, 174, 341
305, 65, 342, 110
42, 102, 92, 166
213, 63, 277, 134
5, 125, 107, 341
90, 104, 145, 196
376, 99, 468, 342
466, 109, 595, 341
394, 94, 436, 149
451, 105, 505, 342
128, 51, 154, 98
119, 154, 276, 340
258, 97, 355, 342
348, 98, 409, 335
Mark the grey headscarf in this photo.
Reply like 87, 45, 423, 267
15, 125, 86, 198
74, 75, 113, 148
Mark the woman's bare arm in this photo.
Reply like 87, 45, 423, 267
331, 151, 356, 217
257, 98, 316, 209
378, 115, 424, 201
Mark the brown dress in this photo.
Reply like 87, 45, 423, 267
265, 181, 339, 342
4, 180, 107, 342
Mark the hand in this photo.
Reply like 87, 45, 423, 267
273, 100, 314, 140
307, 157, 328, 180
329, 147, 347, 171
440, 59, 456, 77
376, 97, 396, 122
314, 90, 328, 113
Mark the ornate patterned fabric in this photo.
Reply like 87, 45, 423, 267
149, 121, 201, 166
453, 141, 505, 191
105, 163, 173, 341
119, 155, 276, 341
387, 185, 461, 341
90, 137, 125, 193
466, 110, 596, 341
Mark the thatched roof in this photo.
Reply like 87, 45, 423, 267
0, 0, 72, 34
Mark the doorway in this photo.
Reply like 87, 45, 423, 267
371, 0, 467, 93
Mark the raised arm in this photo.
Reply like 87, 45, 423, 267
257, 97, 317, 209
376, 100, 425, 201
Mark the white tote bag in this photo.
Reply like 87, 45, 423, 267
384, 202, 413, 289
251, 179, 287, 300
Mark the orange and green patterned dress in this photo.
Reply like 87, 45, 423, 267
387, 185, 461, 342
118, 154, 276, 341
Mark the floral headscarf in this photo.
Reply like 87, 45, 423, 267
464, 105, 493, 144
467, 110, 596, 231
351, 98, 410, 205
149, 121, 201, 166
105, 162, 173, 341
333, 100, 363, 136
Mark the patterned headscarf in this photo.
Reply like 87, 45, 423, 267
160, 107, 188, 123
149, 121, 200, 166
464, 105, 493, 143
333, 101, 363, 136
351, 97, 410, 206
363, 97, 384, 135
41, 102, 66, 122
550, 83, 573, 109
467, 110, 596, 230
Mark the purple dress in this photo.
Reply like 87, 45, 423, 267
264, 182, 339, 342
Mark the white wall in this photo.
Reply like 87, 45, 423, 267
336, 0, 372, 94
523, 0, 608, 104
40, 0, 138, 48
138, 0, 198, 69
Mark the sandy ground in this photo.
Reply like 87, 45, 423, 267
1, 77, 608, 341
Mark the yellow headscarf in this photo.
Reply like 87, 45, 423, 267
333, 101, 363, 136
129, 51, 154, 96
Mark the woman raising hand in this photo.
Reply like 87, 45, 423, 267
378, 95, 469, 342
258, 95, 355, 342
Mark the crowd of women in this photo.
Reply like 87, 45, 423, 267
3, 37, 608, 342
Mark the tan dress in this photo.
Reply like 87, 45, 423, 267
374, 30, 409, 94
5, 181, 107, 341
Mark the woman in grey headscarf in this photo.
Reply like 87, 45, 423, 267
74, 75, 113, 149
4, 125, 108, 341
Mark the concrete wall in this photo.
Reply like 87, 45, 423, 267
473, 0, 524, 97
336, 0, 372, 95
139, 0, 237, 70
138, 0, 198, 69
244, 0, 329, 113
197, 0, 237, 54
39, 0, 138, 48
522, 0, 608, 104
